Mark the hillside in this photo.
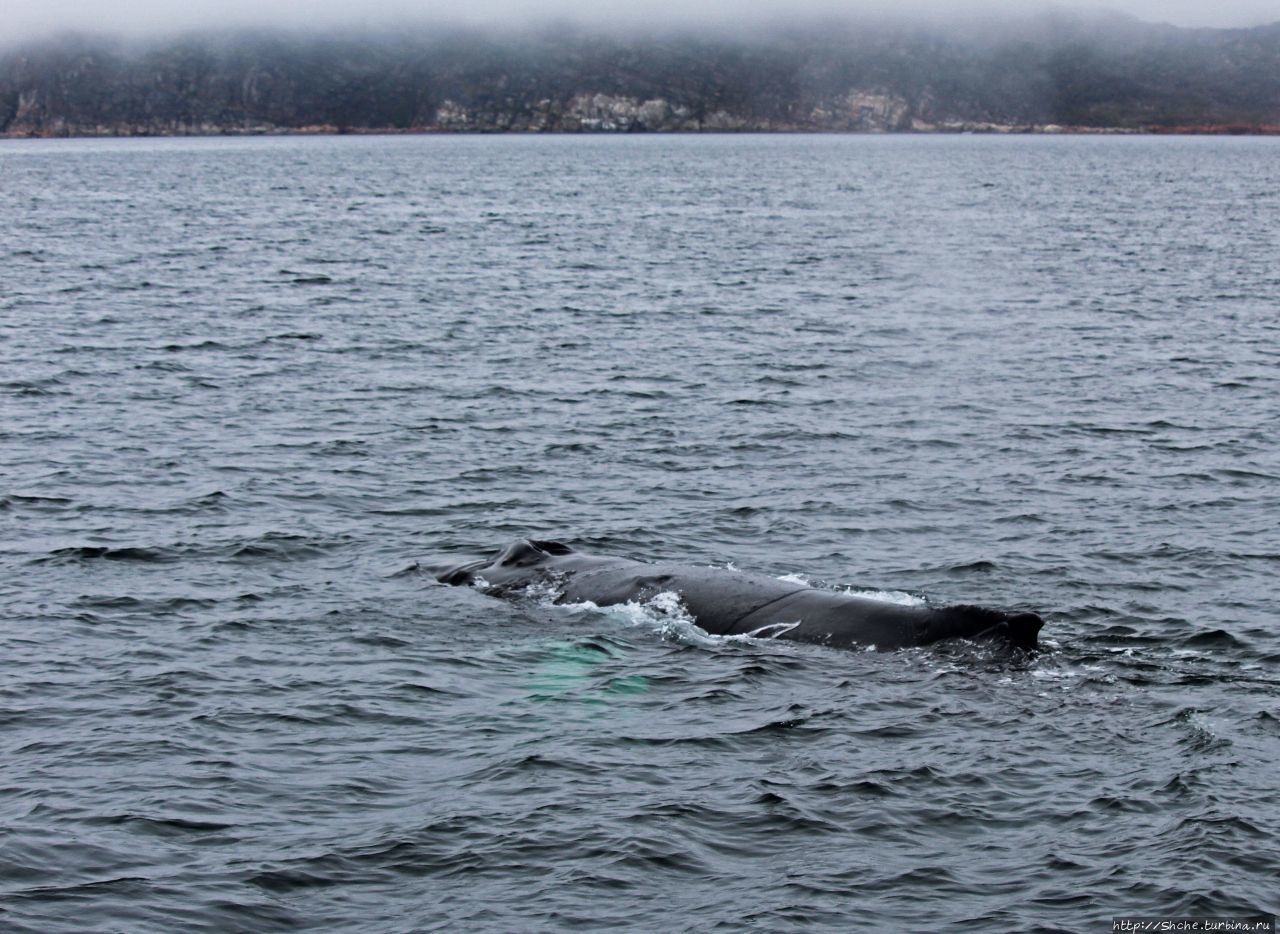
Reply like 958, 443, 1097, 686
3, 13, 1280, 136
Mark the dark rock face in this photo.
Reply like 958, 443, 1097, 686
2, 15, 1279, 137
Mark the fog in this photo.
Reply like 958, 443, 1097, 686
6, 0, 1279, 42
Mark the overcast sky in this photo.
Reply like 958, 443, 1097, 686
7, 0, 1279, 42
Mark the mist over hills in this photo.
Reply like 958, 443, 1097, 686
3, 11, 1279, 136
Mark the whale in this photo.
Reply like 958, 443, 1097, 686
437, 539, 1043, 652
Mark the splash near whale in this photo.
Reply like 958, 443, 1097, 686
437, 539, 1044, 652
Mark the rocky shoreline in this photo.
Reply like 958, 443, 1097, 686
5, 17, 1279, 140
10, 121, 1280, 140
6, 90, 1278, 140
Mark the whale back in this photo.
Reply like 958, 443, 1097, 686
437, 539, 1043, 652
927, 605, 1044, 651
557, 563, 809, 627
435, 539, 604, 591
722, 587, 928, 648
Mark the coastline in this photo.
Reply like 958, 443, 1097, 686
5, 123, 1279, 140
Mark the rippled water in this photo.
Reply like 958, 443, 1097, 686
2, 134, 1277, 931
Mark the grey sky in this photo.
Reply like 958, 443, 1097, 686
7, 0, 1279, 42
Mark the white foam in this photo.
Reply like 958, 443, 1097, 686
549, 589, 796, 650
570, 590, 726, 648
840, 587, 927, 608
519, 578, 565, 603
556, 590, 695, 630
777, 573, 923, 608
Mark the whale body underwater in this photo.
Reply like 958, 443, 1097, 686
438, 540, 1044, 652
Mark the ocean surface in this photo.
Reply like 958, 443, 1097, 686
1, 133, 1277, 932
